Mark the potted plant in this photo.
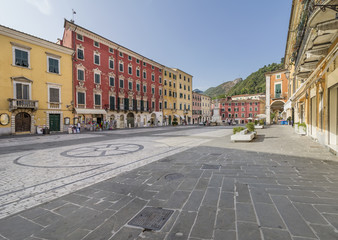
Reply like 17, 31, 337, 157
296, 122, 306, 135
172, 117, 178, 126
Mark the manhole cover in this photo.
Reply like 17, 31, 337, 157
128, 207, 174, 230
164, 173, 184, 181
201, 164, 221, 170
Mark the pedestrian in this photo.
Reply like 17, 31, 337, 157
77, 122, 81, 133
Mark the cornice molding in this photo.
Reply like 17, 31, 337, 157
1, 25, 73, 55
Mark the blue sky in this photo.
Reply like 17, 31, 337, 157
1, 0, 291, 91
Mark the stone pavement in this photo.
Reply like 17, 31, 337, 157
0, 125, 338, 240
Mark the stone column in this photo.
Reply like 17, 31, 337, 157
266, 75, 271, 124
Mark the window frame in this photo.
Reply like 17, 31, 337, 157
47, 55, 60, 74
13, 46, 30, 68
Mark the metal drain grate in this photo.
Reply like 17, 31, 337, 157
201, 164, 221, 170
164, 173, 184, 181
209, 153, 222, 156
128, 207, 174, 230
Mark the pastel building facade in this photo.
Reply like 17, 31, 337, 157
173, 69, 193, 124
284, 0, 338, 152
0, 25, 73, 135
192, 91, 202, 124
219, 94, 265, 124
265, 69, 289, 123
163, 67, 177, 125
201, 95, 212, 122
62, 20, 164, 128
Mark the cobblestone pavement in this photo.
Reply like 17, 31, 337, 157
0, 125, 337, 240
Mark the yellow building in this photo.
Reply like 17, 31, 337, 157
0, 25, 74, 135
172, 68, 193, 124
162, 67, 177, 125
284, 0, 338, 152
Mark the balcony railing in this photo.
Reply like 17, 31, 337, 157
272, 93, 287, 100
8, 99, 38, 111
49, 102, 60, 109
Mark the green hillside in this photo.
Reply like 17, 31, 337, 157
226, 62, 283, 96
204, 78, 242, 99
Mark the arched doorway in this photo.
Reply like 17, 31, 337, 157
127, 112, 135, 128
270, 100, 285, 123
15, 112, 31, 132
151, 113, 156, 126
168, 115, 172, 125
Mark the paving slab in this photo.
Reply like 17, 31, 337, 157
0, 125, 337, 240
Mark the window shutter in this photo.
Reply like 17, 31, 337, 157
49, 88, 59, 102
110, 96, 115, 110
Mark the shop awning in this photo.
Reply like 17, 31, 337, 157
180, 115, 185, 119
75, 108, 107, 115
174, 114, 180, 118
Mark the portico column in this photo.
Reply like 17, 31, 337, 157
266, 75, 271, 124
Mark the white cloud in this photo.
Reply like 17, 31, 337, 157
26, 0, 52, 15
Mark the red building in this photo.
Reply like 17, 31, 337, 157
61, 20, 163, 128
219, 94, 265, 124
192, 91, 202, 124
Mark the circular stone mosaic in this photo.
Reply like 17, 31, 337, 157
60, 143, 144, 158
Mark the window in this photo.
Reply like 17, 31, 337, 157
110, 96, 115, 110
128, 65, 132, 75
164, 89, 167, 96
164, 101, 167, 109
228, 103, 231, 106
77, 48, 84, 60
143, 85, 147, 93
255, 107, 258, 111
179, 74, 181, 79
159, 76, 162, 84
188, 78, 190, 82
242, 103, 245, 106
151, 87, 155, 94
14, 48, 29, 67
241, 113, 245, 117
143, 70, 147, 79
15, 82, 30, 99
159, 102, 162, 110
276, 74, 281, 79
94, 94, 101, 106
78, 92, 85, 105
76, 34, 83, 41
180, 103, 182, 110
136, 68, 140, 77
173, 82, 176, 88
109, 77, 115, 86
242, 107, 245, 111
136, 59, 140, 64
184, 76, 186, 80
169, 90, 172, 97
275, 83, 282, 98
228, 113, 231, 117
159, 89, 162, 96
255, 102, 258, 105
94, 73, 100, 84
222, 113, 225, 118
184, 85, 186, 90
188, 86, 190, 91
151, 74, 155, 82
249, 107, 252, 111
179, 83, 182, 89
143, 62, 146, 67
250, 102, 252, 105
249, 113, 253, 117
136, 83, 140, 91
169, 81, 172, 87
119, 52, 123, 57
119, 79, 124, 88
152, 65, 154, 70
109, 47, 114, 53
164, 80, 167, 86
164, 70, 167, 76
109, 59, 114, 69
47, 57, 60, 74
78, 69, 84, 81
169, 72, 171, 78
152, 101, 155, 109
128, 81, 132, 90
174, 103, 176, 109
49, 87, 60, 103
235, 113, 238, 118
119, 62, 124, 72
94, 54, 100, 65
235, 103, 238, 106
94, 41, 99, 47
128, 55, 132, 61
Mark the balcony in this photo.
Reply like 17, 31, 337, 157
8, 99, 38, 111
272, 93, 287, 100
49, 102, 61, 109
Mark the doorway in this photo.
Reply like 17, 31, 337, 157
127, 112, 135, 128
49, 114, 60, 131
15, 112, 31, 132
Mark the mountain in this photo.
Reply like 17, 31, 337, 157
193, 89, 204, 94
204, 78, 242, 99
226, 62, 283, 97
